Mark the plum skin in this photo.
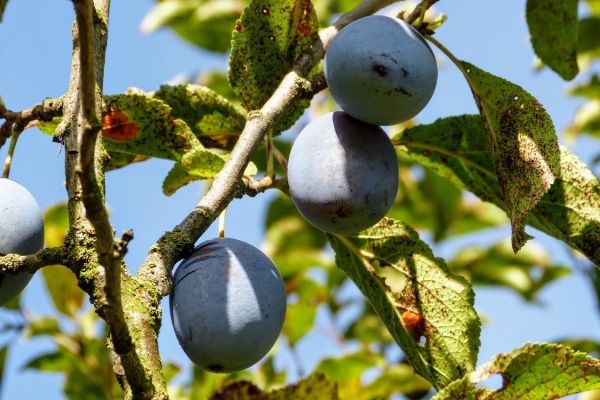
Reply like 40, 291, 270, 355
169, 237, 287, 373
287, 111, 399, 234
324, 15, 438, 126
0, 178, 44, 307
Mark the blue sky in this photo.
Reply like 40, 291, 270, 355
0, 0, 599, 399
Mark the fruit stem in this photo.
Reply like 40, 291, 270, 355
218, 207, 228, 238
272, 142, 288, 171
2, 131, 21, 179
417, 0, 428, 27
425, 34, 476, 89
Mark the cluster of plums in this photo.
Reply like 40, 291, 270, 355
289, 15, 437, 234
172, 15, 438, 374
0, 178, 44, 307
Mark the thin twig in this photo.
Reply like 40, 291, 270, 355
2, 131, 21, 178
402, 0, 439, 25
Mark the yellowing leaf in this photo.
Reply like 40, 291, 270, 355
526, 0, 579, 80
42, 204, 84, 317
328, 218, 480, 390
432, 343, 600, 399
461, 62, 560, 252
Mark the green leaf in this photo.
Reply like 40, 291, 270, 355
152, 84, 246, 150
163, 362, 182, 386
37, 116, 62, 136
448, 240, 570, 302
161, 149, 226, 196
24, 351, 69, 372
42, 204, 85, 317
569, 74, 600, 99
432, 342, 600, 399
566, 99, 600, 140
358, 363, 432, 400
106, 151, 150, 171
283, 275, 325, 346
460, 62, 561, 252
579, 17, 600, 57
0, 0, 8, 23
328, 218, 481, 390
102, 94, 203, 161
23, 317, 61, 338
344, 307, 394, 345
397, 115, 600, 267
558, 338, 600, 356
315, 350, 384, 386
526, 0, 579, 80
141, 0, 248, 53
229, 0, 319, 134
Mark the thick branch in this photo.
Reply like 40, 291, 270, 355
136, 0, 398, 296
72, 0, 151, 397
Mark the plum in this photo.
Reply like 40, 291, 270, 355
287, 111, 398, 234
0, 178, 44, 307
324, 15, 438, 126
169, 237, 287, 373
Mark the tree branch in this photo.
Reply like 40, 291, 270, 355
136, 0, 398, 295
0, 97, 63, 147
72, 0, 155, 397
0, 247, 69, 274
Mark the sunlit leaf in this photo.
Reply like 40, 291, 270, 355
526, 0, 578, 80
24, 351, 69, 372
141, 0, 248, 53
344, 307, 394, 345
161, 149, 226, 196
396, 115, 600, 267
460, 62, 560, 252
328, 218, 480, 390
153, 84, 246, 150
229, 0, 319, 134
102, 94, 203, 161
432, 342, 600, 399
37, 116, 62, 136
23, 317, 61, 338
163, 362, 182, 386
558, 338, 600, 357
565, 99, 600, 140
106, 151, 151, 171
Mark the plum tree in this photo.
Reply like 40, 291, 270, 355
0, 178, 44, 307
324, 15, 438, 126
169, 237, 287, 373
287, 111, 399, 234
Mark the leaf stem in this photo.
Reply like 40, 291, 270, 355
218, 208, 227, 238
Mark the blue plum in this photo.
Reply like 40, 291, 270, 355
169, 237, 287, 373
324, 15, 438, 126
0, 178, 44, 306
287, 111, 398, 234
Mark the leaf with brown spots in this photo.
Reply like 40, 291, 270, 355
396, 114, 600, 267
102, 94, 204, 161
432, 342, 600, 399
526, 0, 579, 81
328, 218, 480, 390
152, 84, 246, 150
209, 372, 338, 399
228, 0, 319, 135
461, 62, 561, 253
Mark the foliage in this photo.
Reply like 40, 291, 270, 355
1, 0, 600, 399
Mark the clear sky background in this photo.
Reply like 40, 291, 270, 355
0, 1, 599, 399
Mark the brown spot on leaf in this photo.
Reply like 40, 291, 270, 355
103, 110, 140, 141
